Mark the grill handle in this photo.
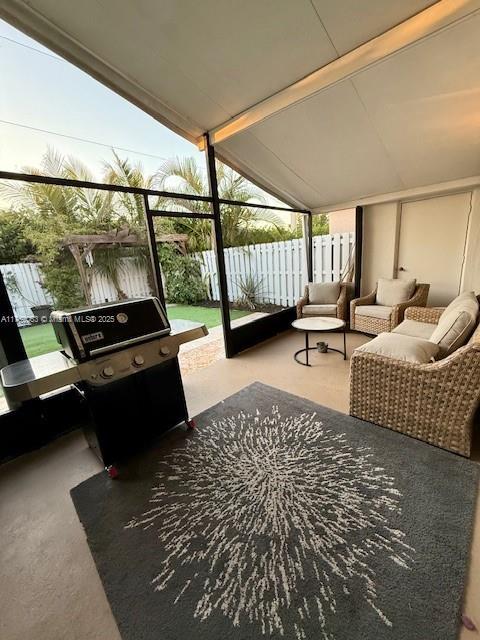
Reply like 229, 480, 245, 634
89, 329, 171, 358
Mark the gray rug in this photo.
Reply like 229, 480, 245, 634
71, 382, 479, 640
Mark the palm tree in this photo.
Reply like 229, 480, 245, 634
156, 157, 282, 250
0, 149, 157, 305
103, 150, 161, 226
0, 148, 118, 304
0, 150, 283, 307
102, 151, 166, 296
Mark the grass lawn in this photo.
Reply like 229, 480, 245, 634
166, 305, 249, 329
21, 323, 60, 358
18, 305, 250, 359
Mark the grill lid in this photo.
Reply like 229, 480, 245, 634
51, 297, 170, 361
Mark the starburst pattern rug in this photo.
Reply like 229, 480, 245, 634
71, 382, 479, 640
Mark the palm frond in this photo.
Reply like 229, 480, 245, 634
251, 209, 283, 229
157, 157, 207, 196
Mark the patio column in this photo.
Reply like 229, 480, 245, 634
204, 133, 234, 358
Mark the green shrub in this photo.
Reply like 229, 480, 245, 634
158, 244, 207, 305
42, 258, 85, 310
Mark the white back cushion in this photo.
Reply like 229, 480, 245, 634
376, 278, 416, 306
429, 291, 479, 355
308, 282, 340, 305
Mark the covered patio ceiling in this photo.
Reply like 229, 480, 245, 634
2, 0, 480, 209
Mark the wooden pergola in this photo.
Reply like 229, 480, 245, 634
62, 229, 188, 305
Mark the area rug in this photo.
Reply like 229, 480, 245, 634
71, 382, 479, 640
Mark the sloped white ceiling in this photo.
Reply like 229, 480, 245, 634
310, 0, 435, 54
352, 14, 480, 189
4, 0, 340, 130
219, 12, 480, 207
219, 82, 405, 207
1, 0, 480, 208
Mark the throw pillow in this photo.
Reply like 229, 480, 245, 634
429, 291, 479, 355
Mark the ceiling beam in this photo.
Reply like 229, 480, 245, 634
315, 175, 480, 212
206, 0, 480, 146
214, 148, 309, 211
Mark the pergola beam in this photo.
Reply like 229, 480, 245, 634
205, 0, 480, 146
62, 233, 140, 246
62, 232, 188, 246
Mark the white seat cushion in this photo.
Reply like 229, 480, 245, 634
354, 333, 439, 364
302, 304, 337, 316
392, 319, 435, 340
429, 291, 479, 355
376, 278, 416, 306
355, 305, 392, 320
308, 282, 340, 305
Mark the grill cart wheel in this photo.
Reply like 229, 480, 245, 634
186, 419, 196, 430
106, 465, 119, 479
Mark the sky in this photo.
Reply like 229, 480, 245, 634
0, 18, 290, 225
0, 19, 203, 180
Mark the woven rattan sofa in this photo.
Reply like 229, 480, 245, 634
350, 298, 480, 457
296, 282, 351, 321
350, 281, 430, 335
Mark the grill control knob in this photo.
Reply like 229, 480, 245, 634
101, 366, 115, 379
160, 346, 170, 357
132, 354, 145, 367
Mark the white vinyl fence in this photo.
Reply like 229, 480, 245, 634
198, 232, 354, 307
2, 232, 354, 324
0, 263, 54, 326
1, 259, 152, 326
88, 257, 152, 303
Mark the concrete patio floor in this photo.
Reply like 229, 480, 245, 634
178, 311, 267, 375
0, 328, 479, 639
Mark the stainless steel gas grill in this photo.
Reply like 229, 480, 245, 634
1, 298, 208, 476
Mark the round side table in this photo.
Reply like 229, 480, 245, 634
292, 317, 347, 366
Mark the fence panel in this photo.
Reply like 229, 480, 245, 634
0, 263, 53, 326
90, 257, 152, 304
2, 232, 354, 324
195, 232, 354, 308
1, 258, 153, 325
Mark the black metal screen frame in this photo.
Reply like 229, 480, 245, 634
1, 158, 375, 464
204, 136, 312, 356
0, 160, 310, 367
354, 206, 364, 298
310, 207, 360, 291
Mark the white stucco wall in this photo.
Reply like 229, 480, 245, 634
361, 202, 398, 295
362, 188, 480, 304
462, 189, 480, 295
328, 208, 355, 234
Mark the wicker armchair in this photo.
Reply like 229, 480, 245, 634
350, 283, 430, 335
350, 306, 480, 457
296, 282, 351, 321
